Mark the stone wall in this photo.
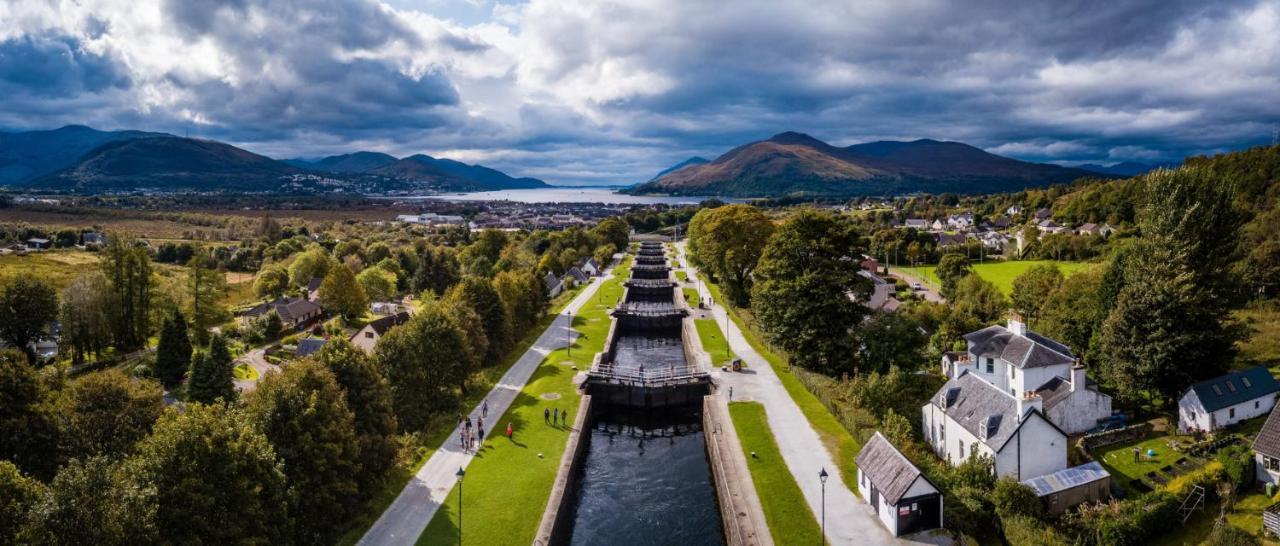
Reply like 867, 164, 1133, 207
703, 396, 772, 546
534, 394, 595, 546
1080, 423, 1152, 455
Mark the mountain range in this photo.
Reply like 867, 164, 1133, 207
0, 126, 548, 192
1075, 161, 1172, 177
628, 132, 1113, 197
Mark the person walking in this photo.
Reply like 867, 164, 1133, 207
477, 416, 484, 431
465, 417, 472, 431
544, 407, 550, 424
506, 422, 513, 440
482, 400, 489, 418
478, 427, 485, 446
459, 430, 467, 450
729, 386, 733, 401
562, 409, 569, 426
553, 408, 559, 424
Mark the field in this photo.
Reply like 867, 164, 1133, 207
729, 402, 823, 545
893, 260, 1095, 295
1236, 305, 1280, 370
417, 257, 633, 545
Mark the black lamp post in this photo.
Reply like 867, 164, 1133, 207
456, 467, 465, 545
565, 310, 572, 357
818, 467, 828, 545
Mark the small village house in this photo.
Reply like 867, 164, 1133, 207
295, 337, 328, 358
544, 271, 563, 298
922, 371, 1069, 481
25, 237, 51, 250
1178, 367, 1280, 434
306, 277, 324, 301
1020, 461, 1111, 515
350, 311, 411, 354
242, 296, 323, 330
1250, 404, 1280, 486
856, 433, 943, 537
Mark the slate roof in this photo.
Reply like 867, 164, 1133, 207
306, 277, 324, 293
296, 337, 328, 358
1252, 405, 1280, 459
1021, 462, 1109, 496
964, 324, 1074, 369
364, 311, 411, 337
543, 272, 561, 291
1032, 375, 1101, 411
930, 371, 1025, 450
245, 297, 322, 324
566, 266, 589, 283
1185, 367, 1280, 413
936, 233, 967, 247
855, 433, 928, 505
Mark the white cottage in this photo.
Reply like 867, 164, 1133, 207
1251, 405, 1280, 486
922, 371, 1068, 481
944, 315, 1112, 434
1178, 367, 1280, 434
855, 433, 943, 537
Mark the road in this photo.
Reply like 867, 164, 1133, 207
678, 243, 944, 546
356, 268, 611, 546
233, 348, 280, 393
885, 268, 946, 303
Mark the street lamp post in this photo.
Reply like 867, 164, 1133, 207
565, 310, 573, 357
819, 467, 828, 546
456, 467, 466, 545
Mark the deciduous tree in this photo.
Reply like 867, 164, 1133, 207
374, 306, 471, 430
0, 460, 42, 545
448, 276, 512, 364
253, 265, 290, 299
0, 273, 58, 364
319, 263, 369, 321
54, 369, 164, 462
687, 204, 774, 306
935, 254, 972, 299
59, 272, 114, 364
21, 456, 156, 546
312, 339, 397, 490
0, 349, 60, 480
1009, 264, 1063, 322
357, 266, 397, 302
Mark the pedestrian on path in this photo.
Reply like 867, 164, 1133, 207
544, 407, 550, 423
562, 409, 569, 426
465, 417, 472, 431
729, 386, 733, 401
459, 430, 467, 450
506, 422, 513, 440
482, 400, 488, 418
478, 427, 485, 446
477, 416, 484, 431
553, 408, 559, 423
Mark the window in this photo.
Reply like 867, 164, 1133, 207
1227, 381, 1237, 393
1229, 408, 1236, 419
1050, 494, 1059, 505
958, 440, 964, 458
1267, 456, 1280, 472
365, 331, 374, 339
1258, 401, 1262, 409
1010, 367, 1017, 379
1213, 385, 1223, 396
986, 360, 994, 374
1243, 377, 1254, 388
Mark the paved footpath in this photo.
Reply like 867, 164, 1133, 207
357, 270, 610, 546
678, 243, 926, 546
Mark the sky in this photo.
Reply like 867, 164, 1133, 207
1, 0, 1278, 186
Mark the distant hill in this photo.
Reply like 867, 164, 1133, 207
0, 125, 168, 185
371, 154, 548, 190
286, 151, 399, 173
36, 136, 303, 191
1077, 161, 1174, 177
650, 157, 709, 181
626, 131, 1107, 197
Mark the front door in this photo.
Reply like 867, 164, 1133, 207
896, 493, 942, 536
869, 485, 879, 509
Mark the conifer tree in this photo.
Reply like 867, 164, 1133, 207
187, 334, 236, 404
153, 310, 192, 387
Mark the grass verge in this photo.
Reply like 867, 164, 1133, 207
729, 402, 823, 545
417, 257, 633, 545
695, 318, 735, 366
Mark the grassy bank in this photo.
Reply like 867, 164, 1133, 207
695, 318, 735, 366
729, 402, 823, 545
697, 270, 862, 494
417, 257, 632, 545
336, 283, 588, 546
893, 260, 1094, 295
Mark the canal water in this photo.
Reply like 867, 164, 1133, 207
567, 407, 725, 546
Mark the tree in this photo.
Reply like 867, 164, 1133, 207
1039, 269, 1106, 362
991, 478, 1041, 521
0, 349, 61, 480
55, 369, 164, 462
0, 461, 42, 545
253, 265, 290, 299
448, 276, 512, 364
1139, 166, 1245, 303
153, 309, 192, 387
751, 209, 871, 374
950, 274, 1008, 326
187, 250, 226, 345
687, 204, 774, 306
365, 242, 392, 264
246, 361, 360, 543
591, 217, 630, 253
434, 294, 486, 386
187, 334, 236, 404
319, 263, 369, 321
414, 246, 461, 295
257, 215, 282, 242
288, 246, 333, 287
311, 338, 398, 491
853, 312, 927, 375
100, 236, 153, 350
21, 456, 156, 546
123, 403, 292, 545
0, 274, 58, 364
1009, 264, 1063, 322
357, 266, 397, 303
492, 269, 547, 333
935, 254, 972, 298
373, 306, 471, 430
59, 271, 114, 364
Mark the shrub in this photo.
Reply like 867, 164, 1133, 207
1204, 523, 1261, 546
992, 478, 1041, 521
1002, 515, 1069, 546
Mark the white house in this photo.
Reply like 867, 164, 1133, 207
930, 219, 946, 231
922, 371, 1069, 481
944, 315, 1112, 434
1251, 405, 1280, 486
856, 433, 943, 537
1006, 205, 1023, 216
1178, 367, 1280, 434
350, 311, 411, 354
580, 258, 601, 277
903, 219, 929, 230
1037, 219, 1066, 234
947, 213, 975, 231
544, 271, 563, 298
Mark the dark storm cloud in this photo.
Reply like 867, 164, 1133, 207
0, 35, 129, 97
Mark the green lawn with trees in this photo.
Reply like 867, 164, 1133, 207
728, 402, 823, 545
417, 256, 632, 545
894, 260, 1094, 295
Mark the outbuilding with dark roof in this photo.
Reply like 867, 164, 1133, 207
855, 433, 943, 537
1178, 367, 1280, 434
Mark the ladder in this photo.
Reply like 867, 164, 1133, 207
1179, 485, 1206, 524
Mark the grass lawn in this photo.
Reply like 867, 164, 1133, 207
893, 260, 1094, 295
1236, 305, 1280, 371
1152, 490, 1280, 546
676, 270, 688, 282
684, 287, 700, 306
417, 257, 633, 545
1095, 435, 1191, 495
697, 270, 862, 495
729, 402, 823, 545
336, 283, 588, 545
695, 318, 736, 366
232, 363, 259, 381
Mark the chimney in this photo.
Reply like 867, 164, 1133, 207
1070, 363, 1086, 392
1016, 391, 1042, 421
1007, 311, 1027, 336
